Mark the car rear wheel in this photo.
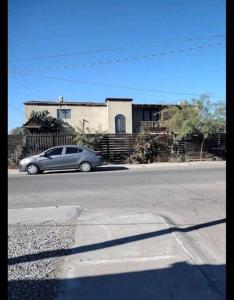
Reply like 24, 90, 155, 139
26, 163, 40, 175
80, 162, 92, 172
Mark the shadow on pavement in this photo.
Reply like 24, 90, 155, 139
41, 166, 129, 175
8, 262, 226, 300
93, 166, 129, 172
42, 169, 80, 174
8, 218, 225, 266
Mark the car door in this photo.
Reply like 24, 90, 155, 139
39, 147, 64, 170
61, 146, 83, 168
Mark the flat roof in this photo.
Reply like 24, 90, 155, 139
24, 100, 178, 106
105, 98, 133, 102
24, 101, 106, 106
133, 103, 178, 107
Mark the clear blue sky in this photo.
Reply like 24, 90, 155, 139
8, 0, 226, 132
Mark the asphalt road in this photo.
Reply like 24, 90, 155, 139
8, 165, 225, 222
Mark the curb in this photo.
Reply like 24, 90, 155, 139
123, 161, 226, 169
8, 161, 225, 174
8, 206, 81, 225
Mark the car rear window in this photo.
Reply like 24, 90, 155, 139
65, 147, 83, 154
65, 147, 78, 154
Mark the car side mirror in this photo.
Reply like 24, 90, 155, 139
40, 153, 46, 157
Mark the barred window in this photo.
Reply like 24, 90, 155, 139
163, 111, 169, 120
57, 109, 71, 119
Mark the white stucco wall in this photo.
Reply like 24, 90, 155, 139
25, 104, 108, 133
106, 100, 133, 133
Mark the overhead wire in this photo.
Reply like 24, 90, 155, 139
9, 33, 225, 62
9, 72, 225, 100
9, 45, 54, 99
10, 65, 53, 100
9, 41, 224, 74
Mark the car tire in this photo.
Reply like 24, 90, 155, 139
80, 162, 92, 172
26, 163, 40, 175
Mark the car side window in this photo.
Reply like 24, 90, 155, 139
45, 147, 63, 156
65, 147, 79, 154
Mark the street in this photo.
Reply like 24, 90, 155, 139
9, 164, 225, 225
8, 163, 226, 299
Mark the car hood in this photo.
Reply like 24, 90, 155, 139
20, 154, 40, 163
28, 154, 40, 159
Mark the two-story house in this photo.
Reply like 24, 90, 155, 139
24, 97, 176, 134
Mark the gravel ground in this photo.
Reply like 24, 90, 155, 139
8, 224, 75, 300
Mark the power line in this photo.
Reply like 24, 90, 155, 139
11, 76, 40, 99
11, 74, 54, 101
9, 104, 28, 117
9, 45, 54, 100
9, 72, 225, 99
8, 47, 65, 130
9, 33, 225, 62
11, 59, 53, 99
9, 42, 224, 74
9, 48, 124, 62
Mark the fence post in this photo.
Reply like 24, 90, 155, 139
52, 133, 55, 146
106, 135, 110, 162
127, 134, 130, 157
218, 133, 221, 148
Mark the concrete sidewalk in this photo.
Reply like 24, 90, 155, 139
8, 206, 225, 299
56, 208, 225, 300
8, 160, 225, 175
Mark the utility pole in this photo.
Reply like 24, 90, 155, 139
82, 119, 88, 135
58, 96, 64, 120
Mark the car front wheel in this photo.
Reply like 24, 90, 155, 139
26, 163, 40, 175
80, 162, 92, 172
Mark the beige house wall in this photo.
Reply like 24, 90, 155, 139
106, 100, 133, 133
25, 104, 108, 133
25, 105, 57, 120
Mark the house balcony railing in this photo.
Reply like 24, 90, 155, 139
139, 121, 168, 133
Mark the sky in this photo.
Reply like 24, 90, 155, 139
8, 0, 226, 132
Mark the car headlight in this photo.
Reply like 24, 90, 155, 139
20, 158, 31, 164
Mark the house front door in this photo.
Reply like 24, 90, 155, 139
115, 114, 126, 134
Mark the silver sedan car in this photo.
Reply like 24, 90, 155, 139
18, 145, 103, 174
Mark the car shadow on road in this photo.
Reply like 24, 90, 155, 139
93, 166, 129, 172
42, 166, 129, 175
8, 262, 226, 300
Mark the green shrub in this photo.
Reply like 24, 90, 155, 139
127, 134, 169, 164
74, 126, 105, 150
167, 135, 185, 162
8, 145, 27, 168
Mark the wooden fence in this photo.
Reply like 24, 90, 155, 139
13, 132, 225, 163
98, 134, 137, 163
24, 133, 74, 155
184, 134, 226, 161
97, 134, 170, 163
8, 135, 24, 153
